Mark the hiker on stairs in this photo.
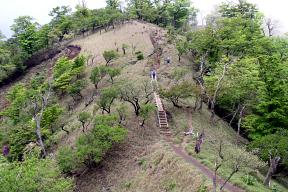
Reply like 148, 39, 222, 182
150, 69, 157, 81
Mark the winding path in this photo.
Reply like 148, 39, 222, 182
164, 109, 244, 192
149, 29, 244, 192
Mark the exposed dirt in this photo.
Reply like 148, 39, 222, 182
167, 140, 244, 192
149, 26, 244, 192
74, 115, 159, 192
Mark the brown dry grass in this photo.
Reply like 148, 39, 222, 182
59, 22, 211, 192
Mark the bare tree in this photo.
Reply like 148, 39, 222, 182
120, 80, 153, 116
213, 140, 224, 192
32, 83, 52, 158
229, 103, 240, 126
265, 18, 279, 37
236, 105, 245, 144
219, 146, 264, 191
264, 152, 281, 187
210, 60, 232, 123
194, 52, 209, 111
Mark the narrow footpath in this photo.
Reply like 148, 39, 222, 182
150, 29, 244, 192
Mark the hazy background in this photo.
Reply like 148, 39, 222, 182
1, 0, 287, 38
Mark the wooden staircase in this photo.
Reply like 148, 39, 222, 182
154, 92, 171, 136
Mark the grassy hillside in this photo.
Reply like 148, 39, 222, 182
1, 21, 287, 192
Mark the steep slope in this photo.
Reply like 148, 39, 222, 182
52, 21, 286, 192
2, 21, 286, 192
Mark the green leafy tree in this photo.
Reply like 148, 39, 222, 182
76, 115, 127, 168
49, 6, 72, 41
116, 103, 128, 124
103, 50, 119, 65
120, 80, 153, 116
78, 112, 92, 132
42, 104, 63, 133
57, 146, 79, 174
176, 38, 188, 62
106, 0, 120, 10
122, 44, 129, 55
53, 56, 86, 95
250, 131, 288, 187
139, 103, 155, 126
0, 155, 73, 191
160, 81, 193, 108
67, 79, 87, 101
97, 86, 119, 114
106, 67, 120, 84
71, 55, 86, 78
90, 66, 107, 89
11, 16, 39, 55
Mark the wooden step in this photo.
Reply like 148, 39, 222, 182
160, 131, 172, 135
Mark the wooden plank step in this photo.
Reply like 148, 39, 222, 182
160, 131, 172, 135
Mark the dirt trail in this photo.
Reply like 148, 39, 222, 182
149, 27, 244, 192
167, 140, 244, 192
163, 110, 244, 192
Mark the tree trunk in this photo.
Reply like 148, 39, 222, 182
264, 156, 281, 187
178, 55, 181, 62
210, 101, 216, 124
220, 169, 238, 191
213, 165, 221, 192
210, 61, 231, 123
35, 120, 47, 157
236, 105, 245, 144
82, 122, 85, 132
193, 96, 199, 111
197, 96, 203, 111
61, 125, 69, 134
229, 104, 240, 126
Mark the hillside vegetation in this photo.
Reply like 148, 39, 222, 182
0, 0, 288, 192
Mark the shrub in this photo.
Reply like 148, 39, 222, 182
60, 115, 128, 170
0, 155, 73, 192
136, 51, 144, 60
241, 174, 256, 186
57, 146, 79, 174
